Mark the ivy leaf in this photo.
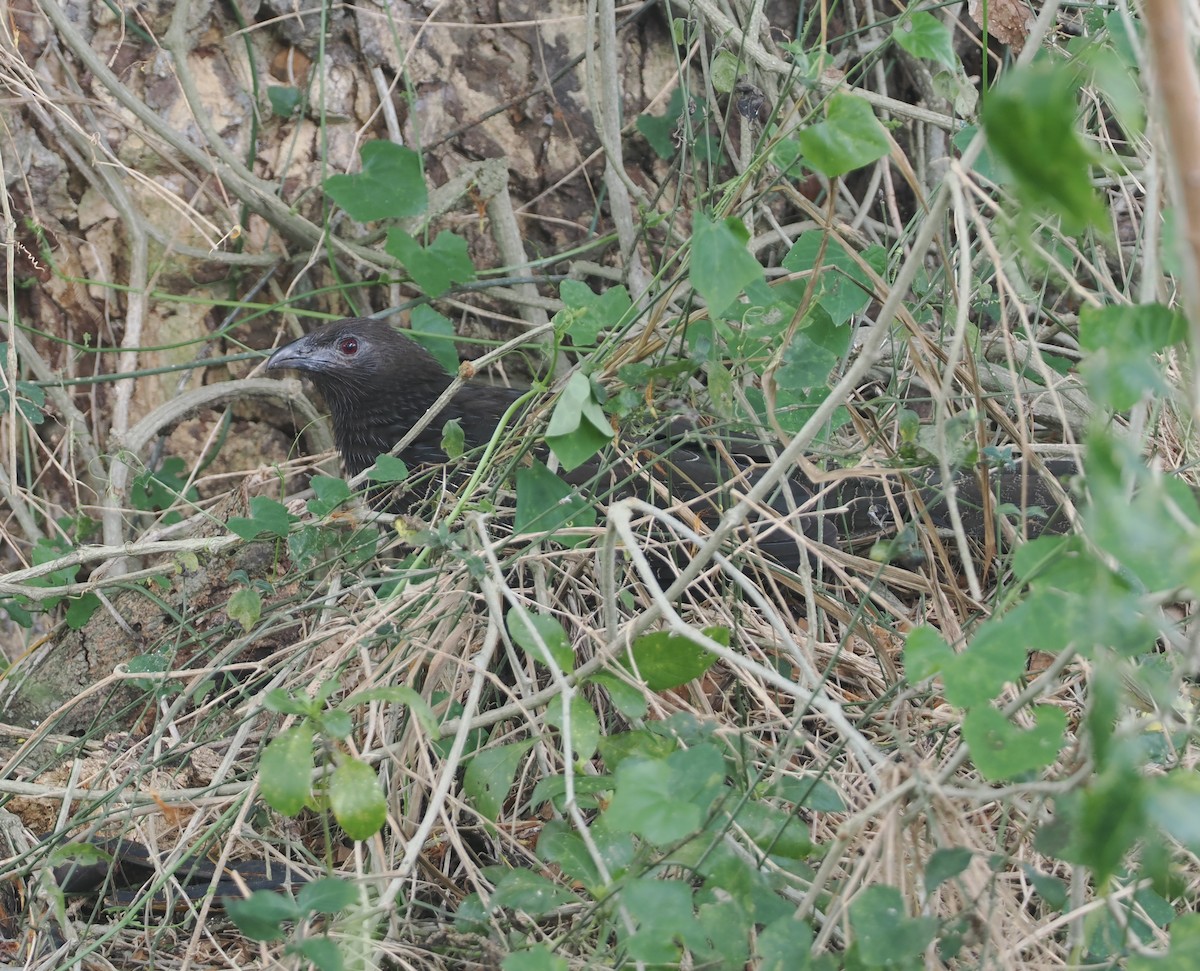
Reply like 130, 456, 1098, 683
545, 372, 612, 471
893, 12, 958, 71
982, 61, 1106, 233
227, 588, 262, 632
796, 95, 889, 177
690, 213, 764, 316
324, 142, 427, 221
227, 497, 295, 540
385, 229, 476, 297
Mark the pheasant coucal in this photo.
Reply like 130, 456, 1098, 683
266, 317, 1072, 563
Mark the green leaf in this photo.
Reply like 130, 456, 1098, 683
506, 608, 574, 671
925, 848, 973, 891
63, 594, 101, 629
367, 454, 409, 483
622, 877, 696, 964
767, 775, 847, 812
260, 725, 314, 816
267, 86, 301, 118
464, 739, 536, 821
342, 685, 437, 735
690, 213, 764, 316
637, 88, 686, 159
621, 628, 725, 691
441, 418, 465, 459
297, 876, 359, 915
758, 915, 814, 971
537, 818, 634, 891
324, 142, 427, 221
501, 945, 569, 971
545, 693, 601, 762
227, 588, 262, 632
490, 870, 578, 916
545, 372, 613, 471
384, 229, 477, 298
903, 625, 955, 683
587, 671, 649, 720
554, 279, 632, 346
795, 94, 889, 177
1072, 765, 1146, 887
225, 890, 302, 942
711, 49, 740, 93
329, 757, 387, 840
227, 496, 295, 540
942, 594, 1073, 708
780, 231, 885, 325
528, 773, 613, 813
307, 476, 353, 517
981, 61, 1106, 234
1079, 303, 1187, 411
962, 705, 1067, 781
892, 12, 958, 70
319, 708, 354, 740
513, 460, 597, 540
605, 744, 725, 845
849, 885, 937, 965
1146, 767, 1200, 851
773, 305, 850, 391
288, 937, 343, 971
404, 305, 460, 373
732, 799, 813, 859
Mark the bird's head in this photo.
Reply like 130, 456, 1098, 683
266, 318, 443, 387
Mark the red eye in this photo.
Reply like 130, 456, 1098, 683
337, 337, 359, 355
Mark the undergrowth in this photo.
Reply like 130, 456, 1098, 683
1, 2, 1198, 970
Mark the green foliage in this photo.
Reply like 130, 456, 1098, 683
690, 213, 765, 316
258, 683, 432, 840
130, 457, 200, 525
406, 304, 460, 373
710, 49, 740, 93
225, 877, 357, 971
266, 85, 301, 118
619, 627, 725, 691
227, 586, 262, 631
366, 454, 409, 483
464, 739, 536, 821
384, 229, 477, 298
637, 88, 719, 160
323, 141, 427, 221
780, 231, 885, 326
545, 371, 612, 471
892, 12, 958, 71
795, 94, 890, 177
848, 886, 937, 968
1079, 302, 1187, 411
554, 278, 632, 346
981, 60, 1107, 233
506, 609, 573, 671
514, 460, 597, 539
227, 496, 296, 540
0, 345, 46, 424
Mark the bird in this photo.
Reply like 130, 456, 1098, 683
266, 317, 524, 478
266, 317, 1073, 563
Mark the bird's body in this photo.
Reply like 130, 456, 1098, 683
267, 317, 1072, 562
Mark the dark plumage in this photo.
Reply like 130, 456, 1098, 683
267, 317, 1074, 560
267, 318, 524, 477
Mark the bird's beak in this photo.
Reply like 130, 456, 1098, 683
267, 337, 318, 373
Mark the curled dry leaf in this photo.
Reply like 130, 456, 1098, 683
969, 0, 1033, 54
